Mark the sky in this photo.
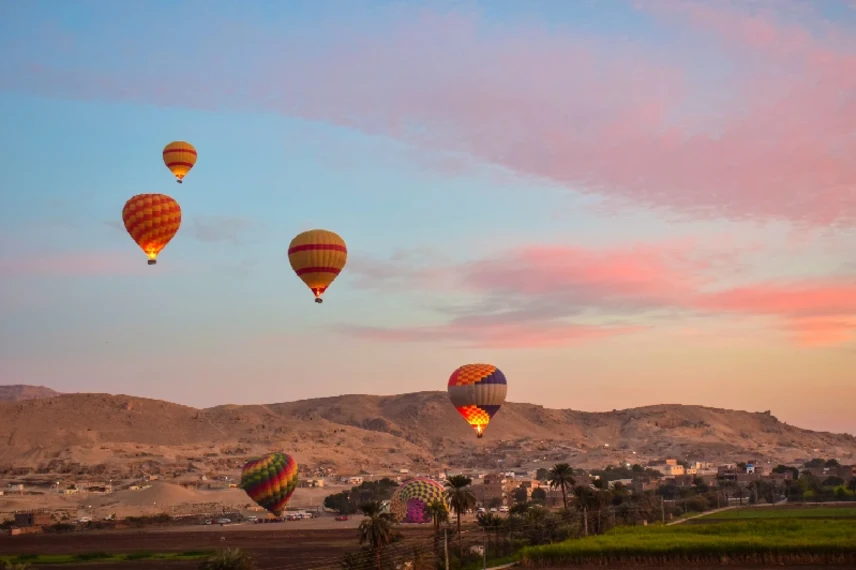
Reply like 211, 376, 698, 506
0, 0, 855, 436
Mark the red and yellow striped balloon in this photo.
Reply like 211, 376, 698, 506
287, 229, 348, 304
122, 194, 182, 265
162, 141, 197, 183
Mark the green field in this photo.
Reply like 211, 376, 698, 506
0, 550, 214, 566
519, 519, 856, 566
699, 506, 856, 520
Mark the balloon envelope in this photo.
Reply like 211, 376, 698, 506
447, 364, 507, 438
239, 452, 299, 516
121, 194, 182, 264
162, 141, 197, 183
287, 229, 348, 303
390, 477, 447, 523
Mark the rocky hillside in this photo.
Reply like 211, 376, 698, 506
0, 389, 853, 481
0, 385, 61, 402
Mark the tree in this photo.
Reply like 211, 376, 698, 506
445, 475, 477, 560
198, 549, 256, 570
822, 476, 845, 487
324, 491, 354, 514
548, 463, 575, 510
531, 487, 547, 505
488, 496, 503, 509
425, 498, 449, 558
535, 468, 550, 481
847, 478, 856, 493
357, 501, 396, 570
512, 486, 528, 504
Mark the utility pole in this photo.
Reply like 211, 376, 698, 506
444, 527, 449, 570
660, 496, 665, 524
583, 506, 588, 536
482, 527, 487, 570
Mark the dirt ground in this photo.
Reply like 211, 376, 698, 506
0, 523, 436, 570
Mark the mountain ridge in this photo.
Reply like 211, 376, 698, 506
0, 386, 853, 481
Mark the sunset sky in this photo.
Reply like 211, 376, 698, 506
1, 0, 854, 435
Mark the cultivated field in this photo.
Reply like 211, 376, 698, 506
695, 504, 856, 521
0, 525, 436, 570
519, 518, 856, 567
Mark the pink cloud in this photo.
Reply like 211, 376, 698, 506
340, 320, 645, 349
342, 240, 856, 348
0, 252, 145, 277
4, 2, 856, 227
783, 316, 856, 347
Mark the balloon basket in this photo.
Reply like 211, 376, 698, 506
147, 259, 157, 266
315, 298, 323, 304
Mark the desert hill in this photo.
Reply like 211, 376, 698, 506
0, 389, 854, 483
0, 384, 61, 402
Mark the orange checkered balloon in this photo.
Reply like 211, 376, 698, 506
447, 363, 507, 438
122, 194, 182, 265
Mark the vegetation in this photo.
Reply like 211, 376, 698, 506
197, 549, 256, 570
445, 475, 477, 559
589, 464, 663, 482
0, 551, 213, 566
520, 519, 856, 566
324, 478, 399, 514
357, 501, 397, 570
547, 463, 575, 510
701, 506, 856, 520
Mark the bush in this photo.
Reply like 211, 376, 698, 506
198, 549, 256, 570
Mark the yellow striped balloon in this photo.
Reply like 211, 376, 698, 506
121, 194, 182, 265
287, 229, 348, 304
162, 141, 197, 183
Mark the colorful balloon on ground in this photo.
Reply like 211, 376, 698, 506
122, 194, 182, 265
447, 364, 507, 438
162, 141, 197, 183
390, 477, 447, 523
239, 452, 299, 516
287, 229, 348, 304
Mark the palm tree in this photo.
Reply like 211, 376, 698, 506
426, 498, 450, 558
445, 475, 477, 559
547, 464, 576, 510
198, 548, 256, 570
358, 500, 396, 570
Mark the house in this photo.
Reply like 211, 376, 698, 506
298, 478, 325, 488
629, 477, 660, 494
14, 511, 52, 527
346, 476, 364, 486
651, 459, 685, 477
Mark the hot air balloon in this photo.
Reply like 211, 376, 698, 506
287, 229, 347, 304
447, 363, 507, 438
239, 452, 299, 517
390, 477, 447, 523
162, 141, 197, 183
122, 194, 182, 265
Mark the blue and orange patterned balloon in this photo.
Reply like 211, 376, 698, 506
239, 452, 299, 516
390, 477, 447, 523
447, 363, 507, 438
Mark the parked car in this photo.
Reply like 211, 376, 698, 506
335, 515, 350, 521
489, 508, 497, 513
499, 506, 509, 513
216, 518, 231, 524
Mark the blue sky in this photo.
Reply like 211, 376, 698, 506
1, 0, 855, 436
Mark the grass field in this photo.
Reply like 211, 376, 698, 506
699, 506, 856, 520
519, 519, 856, 566
0, 551, 213, 566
